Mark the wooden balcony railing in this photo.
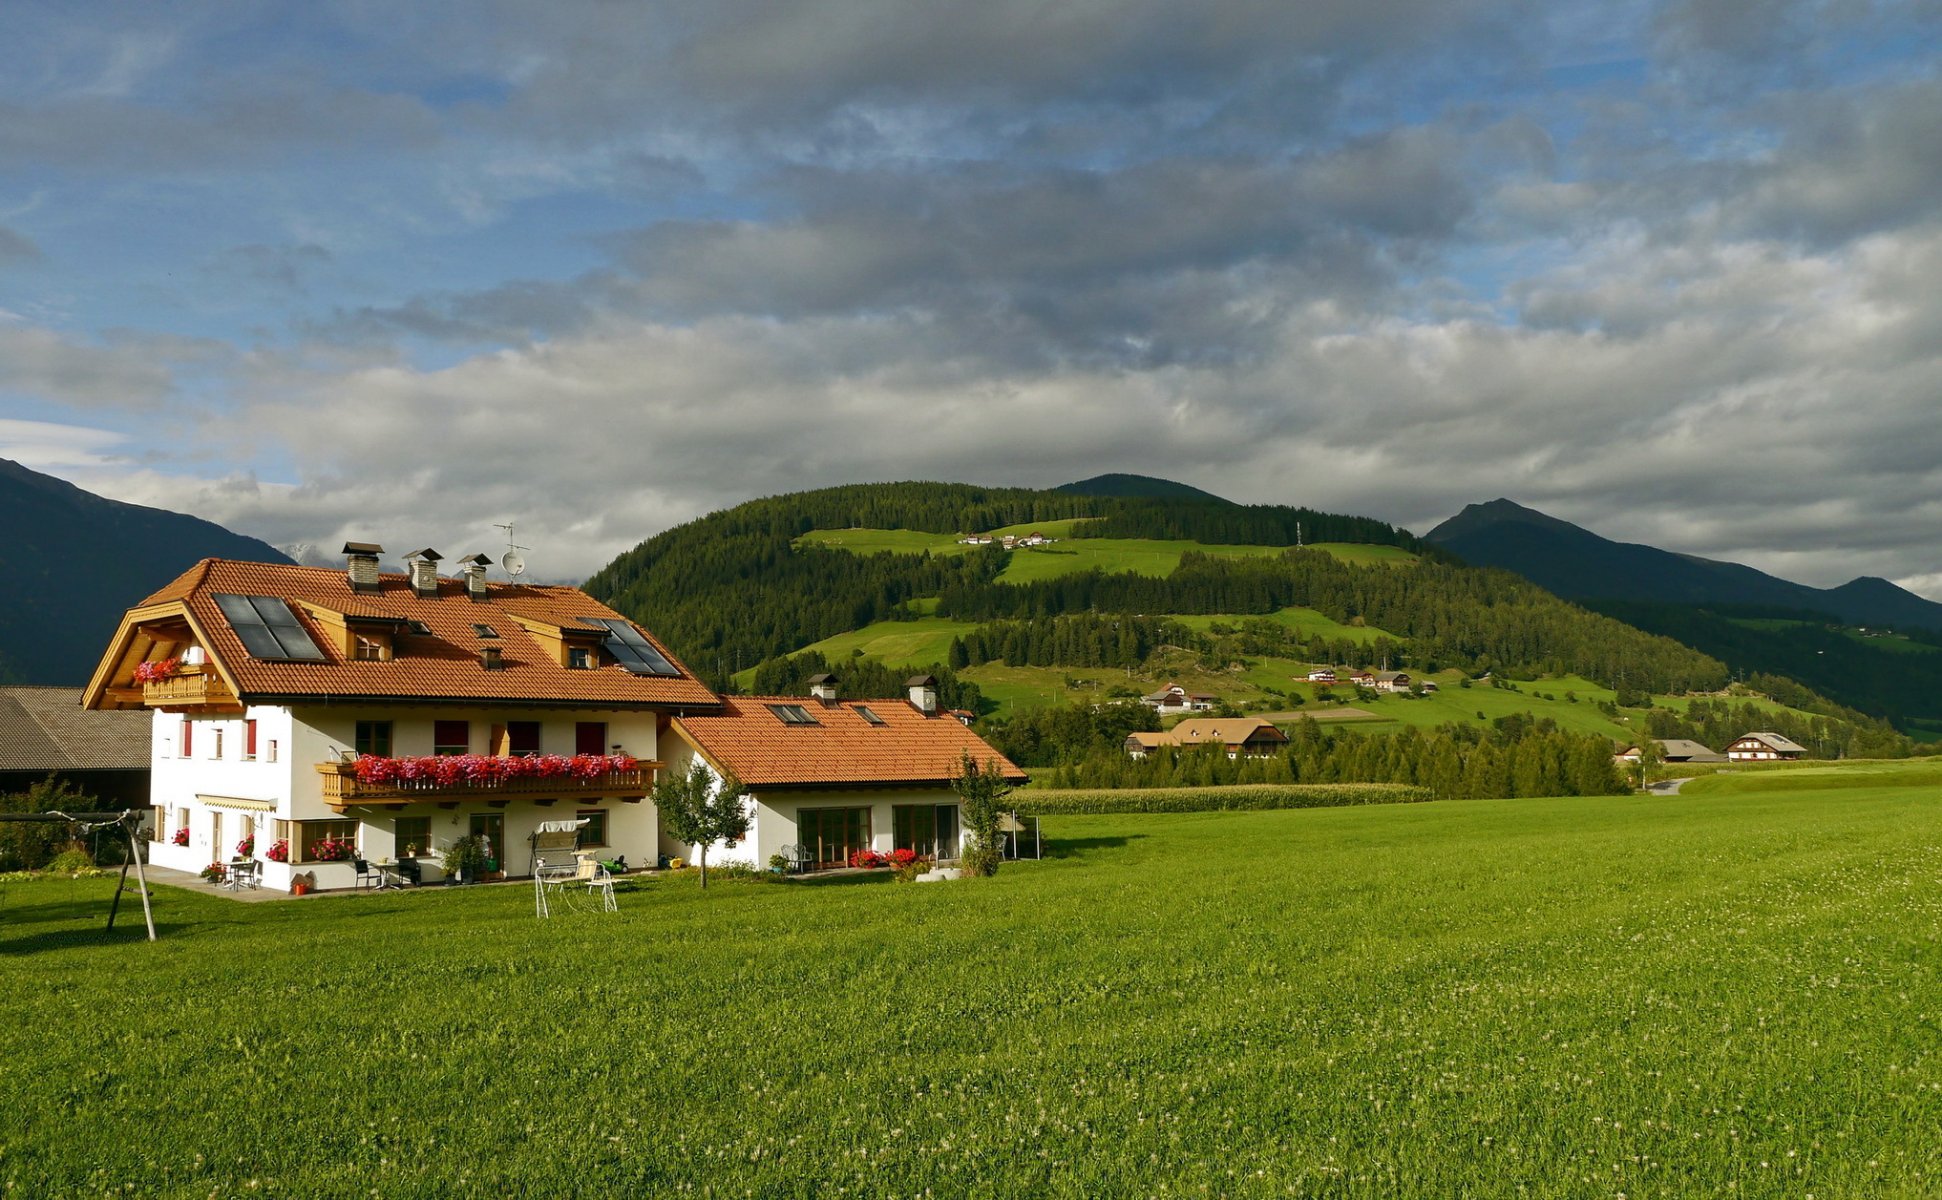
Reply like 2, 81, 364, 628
316, 760, 658, 810
142, 671, 241, 712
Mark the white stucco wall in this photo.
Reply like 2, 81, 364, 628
662, 744, 963, 870
144, 704, 667, 890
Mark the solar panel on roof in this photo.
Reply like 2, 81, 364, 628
213, 594, 328, 662
581, 618, 681, 677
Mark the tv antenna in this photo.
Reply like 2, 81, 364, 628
493, 522, 529, 578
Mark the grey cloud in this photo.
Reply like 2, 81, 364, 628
207, 242, 333, 294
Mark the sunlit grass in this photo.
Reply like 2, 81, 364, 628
6, 781, 1942, 1196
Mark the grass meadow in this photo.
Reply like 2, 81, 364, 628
6, 776, 1942, 1197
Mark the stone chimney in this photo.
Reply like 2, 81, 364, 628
479, 646, 504, 671
906, 673, 938, 715
457, 553, 492, 602
342, 542, 384, 594
807, 673, 838, 704
404, 548, 442, 598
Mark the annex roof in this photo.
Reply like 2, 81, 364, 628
672, 695, 1027, 789
0, 687, 150, 771
85, 558, 720, 711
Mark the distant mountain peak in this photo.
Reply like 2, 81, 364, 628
1428, 498, 1942, 633
1053, 473, 1229, 503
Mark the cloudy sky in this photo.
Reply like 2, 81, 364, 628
1, 2, 1938, 589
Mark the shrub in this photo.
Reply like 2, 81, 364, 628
1013, 783, 1431, 816
45, 847, 95, 875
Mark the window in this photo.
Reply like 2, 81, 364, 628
243, 719, 258, 761
507, 721, 541, 756
798, 807, 870, 868
854, 705, 886, 726
180, 718, 193, 757
472, 623, 499, 639
354, 635, 385, 660
575, 722, 608, 756
355, 720, 393, 758
266, 739, 279, 764
407, 620, 432, 635
768, 704, 819, 726
213, 728, 224, 760
394, 816, 432, 858
575, 810, 609, 848
894, 804, 960, 858
567, 646, 594, 670
433, 720, 470, 756
295, 819, 359, 863
149, 805, 165, 842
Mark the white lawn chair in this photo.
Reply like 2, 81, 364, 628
532, 819, 615, 917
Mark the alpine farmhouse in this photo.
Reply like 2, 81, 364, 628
83, 547, 1019, 889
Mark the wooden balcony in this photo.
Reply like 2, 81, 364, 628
316, 760, 659, 811
141, 670, 242, 713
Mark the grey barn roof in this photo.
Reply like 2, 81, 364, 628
0, 687, 150, 772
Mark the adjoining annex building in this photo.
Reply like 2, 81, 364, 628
83, 547, 1020, 890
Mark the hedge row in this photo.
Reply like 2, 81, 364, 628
1012, 782, 1431, 816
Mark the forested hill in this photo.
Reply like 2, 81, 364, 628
581, 480, 1425, 678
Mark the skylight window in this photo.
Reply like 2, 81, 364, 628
407, 620, 432, 635
854, 706, 886, 726
213, 594, 328, 662
580, 618, 681, 677
472, 623, 499, 639
768, 704, 820, 726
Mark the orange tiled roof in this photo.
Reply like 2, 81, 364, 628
122, 558, 721, 709
672, 695, 1027, 789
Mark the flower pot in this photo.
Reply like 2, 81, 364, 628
291, 881, 312, 896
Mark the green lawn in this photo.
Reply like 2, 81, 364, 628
7, 780, 1942, 1196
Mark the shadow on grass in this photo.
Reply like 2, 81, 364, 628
793, 870, 896, 887
1045, 834, 1146, 860
0, 921, 190, 955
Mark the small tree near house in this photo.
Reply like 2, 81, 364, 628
953, 751, 1014, 878
653, 760, 748, 889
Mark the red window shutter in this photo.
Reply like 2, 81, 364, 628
245, 719, 258, 758
181, 719, 193, 756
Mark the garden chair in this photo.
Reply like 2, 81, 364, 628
352, 858, 379, 890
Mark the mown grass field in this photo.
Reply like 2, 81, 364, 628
7, 776, 1942, 1197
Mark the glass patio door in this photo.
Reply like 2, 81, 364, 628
893, 803, 960, 858
469, 812, 506, 869
798, 807, 869, 868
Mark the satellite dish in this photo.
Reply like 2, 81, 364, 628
502, 551, 526, 577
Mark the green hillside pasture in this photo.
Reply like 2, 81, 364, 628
796, 526, 1411, 584
8, 786, 1942, 1195
1170, 606, 1396, 645
787, 615, 982, 671
1281, 673, 1639, 740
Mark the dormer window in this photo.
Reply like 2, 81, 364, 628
567, 646, 594, 670
355, 635, 385, 661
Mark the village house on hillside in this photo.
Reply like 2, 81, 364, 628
1724, 732, 1808, 762
1141, 682, 1219, 716
666, 674, 1026, 870
84, 548, 1019, 890
1125, 717, 1290, 760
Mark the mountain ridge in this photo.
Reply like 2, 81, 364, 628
1426, 498, 1942, 631
0, 459, 293, 684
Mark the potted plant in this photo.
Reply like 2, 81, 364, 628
442, 834, 487, 884
199, 862, 227, 883
264, 838, 290, 863
171, 827, 190, 847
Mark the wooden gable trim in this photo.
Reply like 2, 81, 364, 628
83, 601, 244, 713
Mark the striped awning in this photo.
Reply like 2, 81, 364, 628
198, 794, 275, 812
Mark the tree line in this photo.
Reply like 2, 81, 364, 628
1035, 715, 1629, 801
